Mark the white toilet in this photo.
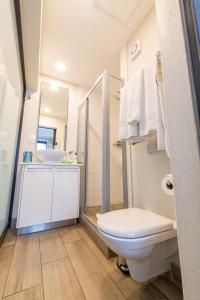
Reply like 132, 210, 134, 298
97, 208, 177, 282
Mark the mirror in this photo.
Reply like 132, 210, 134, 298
37, 81, 69, 150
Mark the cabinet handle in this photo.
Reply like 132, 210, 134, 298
55, 169, 78, 172
25, 167, 53, 172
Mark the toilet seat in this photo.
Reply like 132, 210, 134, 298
97, 208, 177, 282
97, 208, 175, 239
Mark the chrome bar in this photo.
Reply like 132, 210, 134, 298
83, 72, 104, 102
102, 71, 110, 213
122, 142, 128, 208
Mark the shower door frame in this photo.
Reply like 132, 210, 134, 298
79, 70, 128, 224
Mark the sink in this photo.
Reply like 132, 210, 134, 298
37, 150, 67, 163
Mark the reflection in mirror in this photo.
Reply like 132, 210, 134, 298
37, 82, 68, 150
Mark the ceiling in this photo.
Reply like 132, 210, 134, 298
40, 0, 154, 87
40, 81, 68, 119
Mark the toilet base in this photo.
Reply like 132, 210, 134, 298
126, 238, 177, 283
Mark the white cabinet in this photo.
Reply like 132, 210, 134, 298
52, 168, 79, 222
18, 166, 53, 228
17, 164, 80, 229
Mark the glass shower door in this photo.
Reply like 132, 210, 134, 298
0, 1, 23, 237
85, 78, 104, 224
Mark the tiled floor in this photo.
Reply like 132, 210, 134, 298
0, 225, 183, 300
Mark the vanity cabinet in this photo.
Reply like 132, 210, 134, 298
18, 166, 54, 228
52, 167, 80, 222
17, 164, 80, 229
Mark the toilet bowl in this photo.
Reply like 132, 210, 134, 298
97, 208, 177, 282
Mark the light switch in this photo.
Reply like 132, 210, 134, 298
28, 134, 36, 144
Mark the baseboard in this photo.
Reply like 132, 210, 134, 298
0, 224, 8, 248
165, 262, 182, 289
80, 214, 116, 259
17, 218, 78, 235
10, 218, 17, 229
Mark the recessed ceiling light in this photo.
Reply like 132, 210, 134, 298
44, 107, 51, 113
50, 84, 59, 91
55, 62, 66, 72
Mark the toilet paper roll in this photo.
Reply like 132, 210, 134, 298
162, 174, 174, 196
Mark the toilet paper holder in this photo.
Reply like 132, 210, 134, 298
166, 181, 173, 190
162, 174, 174, 196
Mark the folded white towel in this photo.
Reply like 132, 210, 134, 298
139, 64, 157, 137
127, 69, 143, 125
157, 80, 170, 156
119, 84, 129, 140
119, 69, 144, 143
119, 62, 169, 151
156, 81, 165, 151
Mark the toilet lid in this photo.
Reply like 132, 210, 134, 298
97, 208, 174, 239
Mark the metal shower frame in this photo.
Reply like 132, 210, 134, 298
77, 70, 128, 222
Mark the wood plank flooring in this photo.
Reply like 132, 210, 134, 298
66, 239, 125, 300
42, 258, 85, 300
39, 229, 66, 264
3, 285, 44, 300
0, 226, 183, 300
4, 233, 42, 297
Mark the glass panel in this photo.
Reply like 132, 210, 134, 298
109, 77, 123, 211
0, 1, 23, 236
77, 102, 87, 213
85, 80, 103, 224
77, 102, 87, 165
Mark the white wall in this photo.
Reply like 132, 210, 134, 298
120, 8, 175, 219
110, 81, 123, 206
155, 1, 200, 299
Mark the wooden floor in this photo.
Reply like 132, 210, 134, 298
0, 225, 183, 300
86, 203, 123, 224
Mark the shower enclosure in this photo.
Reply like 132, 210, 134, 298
77, 71, 128, 249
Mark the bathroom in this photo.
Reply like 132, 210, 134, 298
0, 0, 200, 299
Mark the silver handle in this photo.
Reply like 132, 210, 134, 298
25, 167, 53, 172
55, 168, 78, 172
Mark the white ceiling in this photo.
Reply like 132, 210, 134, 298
40, 0, 154, 87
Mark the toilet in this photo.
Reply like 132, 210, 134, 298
97, 208, 177, 282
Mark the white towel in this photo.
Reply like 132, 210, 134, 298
119, 84, 129, 140
127, 69, 143, 125
139, 64, 157, 137
157, 80, 170, 156
119, 69, 144, 144
156, 81, 165, 151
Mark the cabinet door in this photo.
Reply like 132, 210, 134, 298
17, 167, 53, 228
51, 168, 79, 222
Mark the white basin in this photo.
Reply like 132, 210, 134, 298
37, 150, 66, 163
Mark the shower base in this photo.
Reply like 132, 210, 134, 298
80, 213, 116, 259
85, 203, 123, 224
